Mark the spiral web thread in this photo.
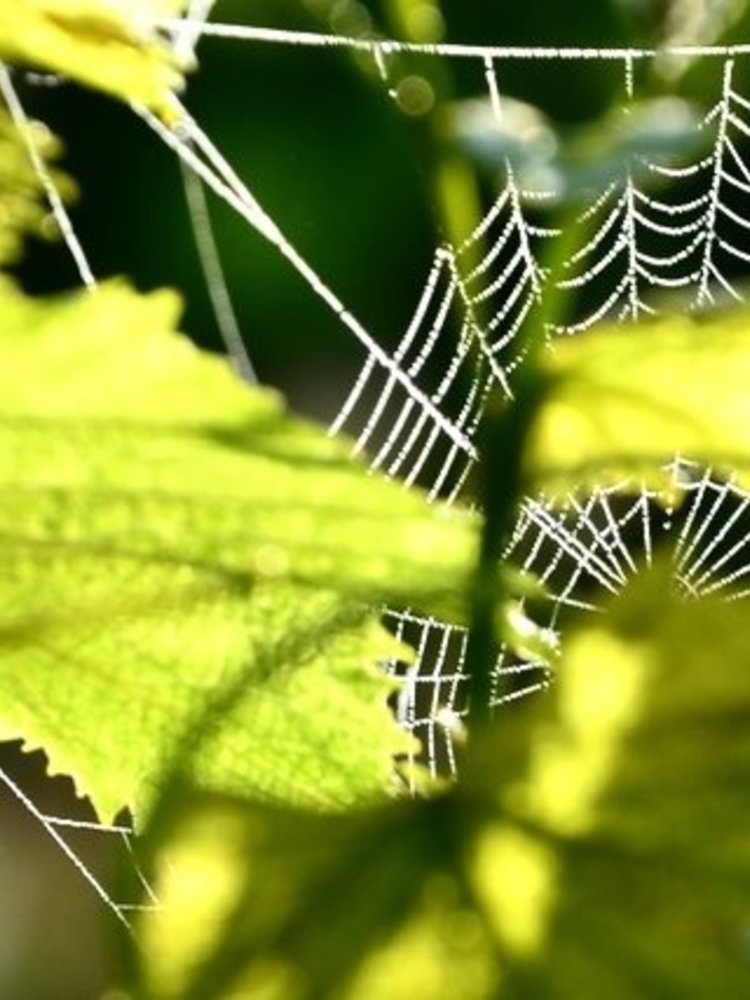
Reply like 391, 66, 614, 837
4, 7, 750, 925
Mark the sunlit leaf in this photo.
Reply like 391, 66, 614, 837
0, 278, 476, 820
0, 1, 189, 117
526, 307, 750, 497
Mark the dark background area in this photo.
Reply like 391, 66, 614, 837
3, 1, 750, 996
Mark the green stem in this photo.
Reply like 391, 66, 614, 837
463, 392, 538, 725
464, 206, 589, 727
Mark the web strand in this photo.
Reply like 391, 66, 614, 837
0, 765, 138, 928
180, 160, 259, 382
136, 101, 476, 459
157, 20, 750, 61
171, 0, 259, 382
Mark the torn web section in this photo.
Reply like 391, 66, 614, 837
504, 463, 750, 661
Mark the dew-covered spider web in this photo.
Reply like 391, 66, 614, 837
5, 2, 750, 934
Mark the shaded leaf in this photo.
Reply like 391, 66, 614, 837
137, 560, 750, 997
478, 559, 750, 995
136, 792, 500, 1000
0, 279, 476, 819
0, 1, 189, 117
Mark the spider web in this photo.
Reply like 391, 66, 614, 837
4, 4, 750, 938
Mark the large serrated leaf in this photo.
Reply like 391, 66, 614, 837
0, 279, 476, 820
0, 1, 189, 117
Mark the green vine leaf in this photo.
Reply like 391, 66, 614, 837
526, 307, 750, 497
0, 278, 475, 820
0, 1, 189, 117
136, 560, 750, 998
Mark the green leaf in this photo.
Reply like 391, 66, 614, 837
0, 279, 476, 820
526, 307, 750, 497
136, 791, 501, 1000
485, 561, 750, 995
0, 1, 189, 117
0, 109, 75, 267
136, 560, 750, 997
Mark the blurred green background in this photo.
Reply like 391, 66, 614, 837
3, 0, 750, 996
